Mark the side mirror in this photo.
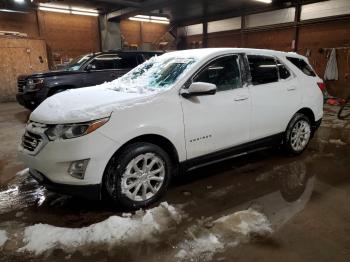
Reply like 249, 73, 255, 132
85, 64, 95, 72
180, 82, 217, 98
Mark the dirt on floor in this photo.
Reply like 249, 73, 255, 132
0, 102, 349, 262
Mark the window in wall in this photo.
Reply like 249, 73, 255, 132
286, 57, 316, 77
248, 55, 278, 85
193, 55, 241, 92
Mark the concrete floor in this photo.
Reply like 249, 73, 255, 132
0, 102, 349, 261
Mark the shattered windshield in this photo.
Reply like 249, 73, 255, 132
111, 56, 196, 92
64, 54, 92, 71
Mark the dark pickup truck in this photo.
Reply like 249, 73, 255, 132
16, 50, 163, 110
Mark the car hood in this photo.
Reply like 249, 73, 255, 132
30, 86, 157, 124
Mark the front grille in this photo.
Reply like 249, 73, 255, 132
18, 79, 26, 93
21, 121, 48, 154
22, 131, 42, 151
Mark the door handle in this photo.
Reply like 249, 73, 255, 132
287, 86, 296, 91
234, 95, 249, 101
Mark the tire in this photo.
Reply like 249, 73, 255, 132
283, 113, 312, 155
103, 142, 172, 209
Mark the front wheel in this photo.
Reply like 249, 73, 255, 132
283, 113, 312, 155
103, 142, 172, 209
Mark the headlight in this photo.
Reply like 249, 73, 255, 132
26, 78, 44, 91
45, 117, 109, 141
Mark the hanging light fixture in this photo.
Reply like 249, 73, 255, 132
129, 15, 170, 24
38, 3, 99, 16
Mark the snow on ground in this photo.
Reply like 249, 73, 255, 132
175, 233, 225, 261
328, 139, 346, 146
16, 168, 29, 177
213, 208, 273, 237
0, 230, 8, 247
19, 202, 182, 255
175, 208, 272, 260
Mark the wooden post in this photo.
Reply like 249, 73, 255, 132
293, 0, 301, 52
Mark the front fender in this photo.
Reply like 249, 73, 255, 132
97, 94, 187, 161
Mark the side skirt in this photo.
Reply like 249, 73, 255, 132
180, 132, 284, 172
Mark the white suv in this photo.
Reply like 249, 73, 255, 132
19, 48, 323, 208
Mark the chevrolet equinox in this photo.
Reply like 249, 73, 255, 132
19, 48, 324, 209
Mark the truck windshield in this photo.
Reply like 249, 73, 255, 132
115, 56, 196, 91
65, 54, 92, 71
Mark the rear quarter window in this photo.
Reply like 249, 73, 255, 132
286, 57, 316, 77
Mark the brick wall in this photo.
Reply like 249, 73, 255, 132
0, 10, 100, 68
120, 20, 169, 49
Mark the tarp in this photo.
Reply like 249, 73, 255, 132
324, 48, 338, 81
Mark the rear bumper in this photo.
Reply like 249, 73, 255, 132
311, 118, 322, 137
30, 168, 101, 200
313, 118, 322, 131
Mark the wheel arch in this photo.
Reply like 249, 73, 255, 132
100, 134, 180, 200
296, 107, 315, 125
107, 134, 180, 169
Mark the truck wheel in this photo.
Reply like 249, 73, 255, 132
283, 113, 312, 155
103, 142, 172, 209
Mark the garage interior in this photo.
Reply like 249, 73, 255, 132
0, 0, 349, 261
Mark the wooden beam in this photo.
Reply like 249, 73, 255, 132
92, 0, 141, 7
107, 0, 177, 21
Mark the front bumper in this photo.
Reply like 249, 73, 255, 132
30, 169, 101, 200
16, 89, 47, 110
18, 129, 121, 197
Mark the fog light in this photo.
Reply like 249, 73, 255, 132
68, 159, 89, 179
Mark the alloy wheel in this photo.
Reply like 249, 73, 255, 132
290, 120, 311, 152
120, 153, 165, 202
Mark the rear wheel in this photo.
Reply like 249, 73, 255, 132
103, 142, 172, 209
283, 113, 312, 155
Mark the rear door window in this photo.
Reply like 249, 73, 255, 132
248, 55, 278, 85
286, 57, 316, 76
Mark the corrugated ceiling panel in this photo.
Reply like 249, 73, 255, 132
301, 0, 350, 20
245, 8, 295, 28
184, 23, 203, 36
207, 17, 241, 33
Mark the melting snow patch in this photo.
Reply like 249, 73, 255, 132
329, 139, 346, 146
176, 208, 272, 260
213, 208, 273, 237
0, 230, 8, 247
16, 168, 29, 177
176, 233, 224, 261
19, 202, 182, 255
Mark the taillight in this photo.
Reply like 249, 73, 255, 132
317, 82, 326, 91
